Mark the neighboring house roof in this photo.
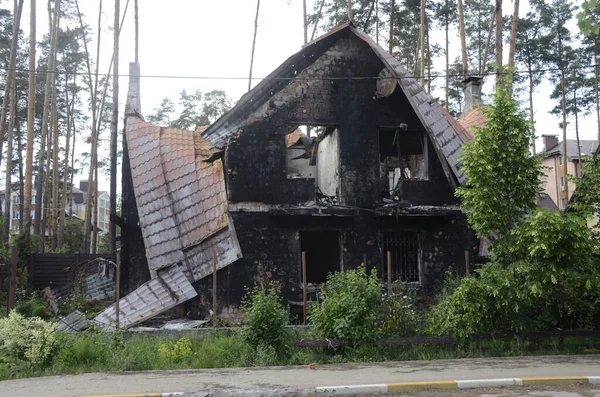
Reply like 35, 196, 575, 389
459, 107, 487, 141
202, 22, 470, 186
538, 193, 558, 210
543, 140, 599, 160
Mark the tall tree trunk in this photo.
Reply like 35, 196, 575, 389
495, 0, 503, 77
458, 0, 468, 77
248, 0, 260, 92
92, 161, 98, 253
23, 0, 36, 239
560, 73, 569, 205
347, 0, 352, 21
375, 0, 379, 44
110, 0, 120, 254
50, 0, 61, 251
77, 0, 102, 253
69, 110, 76, 218
34, 0, 59, 240
2, 0, 24, 243
528, 68, 536, 154
508, 0, 519, 94
3, 67, 17, 244
311, 0, 325, 42
0, 0, 24, 186
16, 115, 23, 231
574, 89, 582, 176
481, 7, 495, 76
419, 0, 425, 87
134, 0, 138, 62
58, 74, 75, 249
303, 0, 307, 44
444, 8, 449, 110
595, 55, 600, 144
389, 0, 395, 54
426, 16, 431, 93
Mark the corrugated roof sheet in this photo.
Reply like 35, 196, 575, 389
95, 117, 242, 329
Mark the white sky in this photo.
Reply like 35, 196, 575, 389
15, 0, 598, 192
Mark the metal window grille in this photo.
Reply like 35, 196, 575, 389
379, 230, 420, 283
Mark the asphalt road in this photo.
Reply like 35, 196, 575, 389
1, 355, 599, 397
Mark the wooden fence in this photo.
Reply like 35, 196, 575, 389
295, 330, 600, 350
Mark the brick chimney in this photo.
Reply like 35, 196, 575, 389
461, 76, 484, 118
79, 180, 89, 192
542, 135, 559, 152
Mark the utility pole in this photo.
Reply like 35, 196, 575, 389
110, 0, 120, 254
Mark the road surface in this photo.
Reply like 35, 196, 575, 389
1, 354, 599, 397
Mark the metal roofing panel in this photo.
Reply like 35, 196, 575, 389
94, 266, 197, 329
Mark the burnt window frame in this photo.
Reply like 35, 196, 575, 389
379, 229, 422, 284
378, 128, 430, 184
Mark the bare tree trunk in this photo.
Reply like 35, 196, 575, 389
426, 16, 431, 93
481, 7, 495, 76
561, 73, 569, 204
16, 116, 23, 231
248, 0, 260, 92
508, 0, 520, 94
595, 55, 600, 144
3, 69, 17, 244
50, 0, 61, 251
92, 161, 98, 253
134, 0, 139, 62
58, 74, 75, 249
376, 0, 379, 45
34, 0, 59, 240
69, 109, 76, 218
0, 0, 24, 185
389, 0, 395, 54
311, 0, 325, 42
303, 0, 307, 44
445, 6, 449, 110
2, 0, 24, 243
347, 0, 352, 21
419, 0, 425, 87
363, 0, 376, 32
495, 0, 503, 77
110, 0, 120, 254
574, 89, 582, 176
23, 0, 36, 239
458, 0, 468, 77
529, 69, 536, 154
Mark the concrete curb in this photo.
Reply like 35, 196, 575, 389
311, 376, 600, 395
81, 393, 184, 397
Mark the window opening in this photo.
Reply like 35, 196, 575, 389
286, 125, 340, 200
379, 230, 420, 283
300, 231, 341, 284
379, 129, 428, 196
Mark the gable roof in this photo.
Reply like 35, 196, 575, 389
203, 22, 469, 186
543, 139, 599, 160
459, 107, 486, 140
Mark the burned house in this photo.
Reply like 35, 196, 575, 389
96, 22, 477, 328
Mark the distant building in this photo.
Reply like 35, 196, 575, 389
539, 135, 599, 210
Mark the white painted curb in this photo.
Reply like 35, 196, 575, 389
315, 384, 388, 395
457, 378, 523, 389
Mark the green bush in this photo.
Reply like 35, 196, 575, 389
157, 337, 194, 363
53, 333, 107, 368
240, 283, 289, 356
16, 295, 53, 320
379, 282, 423, 337
0, 311, 56, 366
309, 266, 382, 345
428, 210, 600, 338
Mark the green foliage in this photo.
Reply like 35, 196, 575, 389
378, 282, 423, 338
456, 79, 543, 241
240, 283, 289, 356
13, 232, 39, 268
15, 294, 53, 320
309, 266, 382, 345
157, 337, 194, 363
428, 209, 600, 338
578, 0, 600, 37
570, 155, 600, 227
62, 218, 85, 253
0, 311, 56, 366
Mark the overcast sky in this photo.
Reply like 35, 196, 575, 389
17, 0, 598, 192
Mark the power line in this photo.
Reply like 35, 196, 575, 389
2, 64, 600, 82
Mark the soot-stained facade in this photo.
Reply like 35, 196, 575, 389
113, 22, 478, 327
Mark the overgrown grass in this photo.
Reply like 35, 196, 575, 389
1, 330, 598, 381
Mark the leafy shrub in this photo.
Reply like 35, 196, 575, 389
0, 311, 56, 366
428, 210, 600, 338
240, 283, 289, 356
379, 282, 423, 337
16, 295, 53, 320
309, 266, 382, 345
158, 337, 194, 363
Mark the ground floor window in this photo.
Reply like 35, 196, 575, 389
379, 230, 420, 283
300, 230, 341, 284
